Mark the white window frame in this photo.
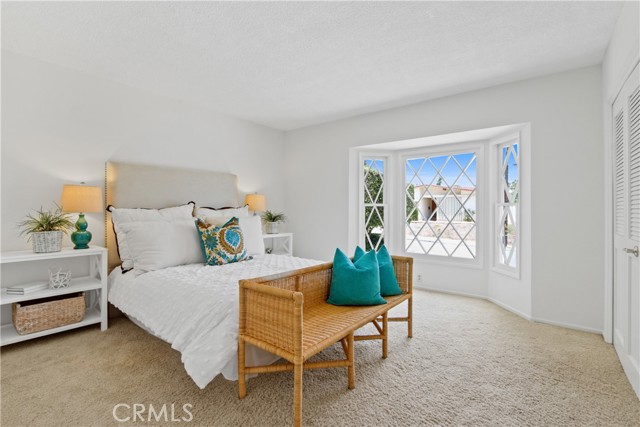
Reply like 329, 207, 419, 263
490, 133, 521, 278
398, 141, 485, 269
358, 153, 391, 251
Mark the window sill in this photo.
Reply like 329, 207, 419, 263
406, 254, 484, 270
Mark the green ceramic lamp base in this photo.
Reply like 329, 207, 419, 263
71, 213, 92, 250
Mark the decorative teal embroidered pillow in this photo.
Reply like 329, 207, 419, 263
354, 245, 403, 296
195, 217, 249, 266
327, 248, 386, 306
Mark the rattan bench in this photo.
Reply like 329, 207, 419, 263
238, 255, 413, 427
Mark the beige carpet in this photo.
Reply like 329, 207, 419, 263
1, 290, 639, 427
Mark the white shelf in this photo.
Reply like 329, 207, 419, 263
0, 246, 106, 264
1, 246, 108, 345
263, 233, 293, 256
262, 233, 292, 239
0, 276, 102, 305
0, 308, 101, 346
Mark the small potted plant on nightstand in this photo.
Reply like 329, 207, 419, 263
261, 210, 287, 234
18, 204, 74, 253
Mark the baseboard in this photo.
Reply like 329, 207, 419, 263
531, 316, 603, 335
414, 284, 487, 300
487, 297, 532, 321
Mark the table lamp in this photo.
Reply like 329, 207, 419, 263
244, 193, 266, 216
61, 184, 103, 249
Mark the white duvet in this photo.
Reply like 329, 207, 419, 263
108, 254, 322, 389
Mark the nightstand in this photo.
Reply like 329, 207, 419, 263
263, 233, 293, 256
0, 246, 108, 346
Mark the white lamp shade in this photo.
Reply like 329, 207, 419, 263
244, 194, 266, 212
61, 185, 103, 213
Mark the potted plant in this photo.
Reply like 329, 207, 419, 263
261, 210, 287, 234
18, 204, 75, 253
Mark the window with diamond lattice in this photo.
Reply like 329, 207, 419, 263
362, 158, 386, 251
405, 151, 478, 259
496, 142, 519, 269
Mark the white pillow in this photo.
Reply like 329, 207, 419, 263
118, 220, 202, 274
196, 205, 249, 219
109, 204, 195, 271
205, 215, 265, 256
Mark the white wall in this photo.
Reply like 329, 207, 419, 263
601, 0, 639, 343
1, 51, 286, 251
285, 66, 604, 332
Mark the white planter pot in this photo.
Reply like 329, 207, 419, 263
31, 231, 63, 253
266, 222, 280, 234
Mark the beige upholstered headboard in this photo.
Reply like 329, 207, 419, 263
105, 162, 239, 271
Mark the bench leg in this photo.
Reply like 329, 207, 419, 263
408, 296, 413, 338
347, 333, 355, 390
340, 338, 349, 356
293, 362, 303, 427
382, 311, 388, 359
238, 337, 247, 399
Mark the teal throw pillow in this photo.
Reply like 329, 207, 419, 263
196, 217, 249, 266
354, 245, 403, 296
327, 248, 386, 306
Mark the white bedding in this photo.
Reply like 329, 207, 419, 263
108, 254, 322, 389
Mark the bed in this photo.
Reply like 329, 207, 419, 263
105, 162, 322, 388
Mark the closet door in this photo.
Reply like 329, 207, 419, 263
613, 63, 640, 397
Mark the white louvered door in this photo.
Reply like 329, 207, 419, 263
613, 63, 640, 398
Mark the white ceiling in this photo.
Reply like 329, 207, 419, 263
1, 1, 623, 131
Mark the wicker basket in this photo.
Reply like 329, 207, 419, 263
12, 292, 85, 335
31, 231, 64, 253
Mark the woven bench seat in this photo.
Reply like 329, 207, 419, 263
238, 256, 413, 427
301, 294, 410, 360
